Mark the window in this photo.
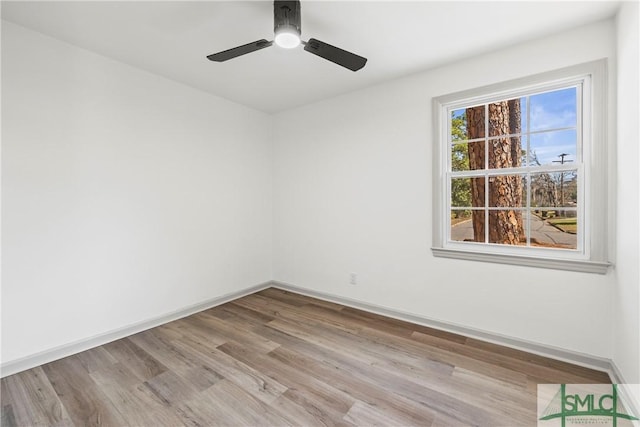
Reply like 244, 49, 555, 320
432, 60, 610, 273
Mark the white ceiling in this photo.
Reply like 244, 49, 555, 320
2, 1, 620, 113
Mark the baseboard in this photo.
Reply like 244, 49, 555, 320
609, 360, 627, 384
0, 281, 272, 378
271, 280, 614, 374
609, 362, 640, 423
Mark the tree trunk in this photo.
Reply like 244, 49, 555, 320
466, 106, 485, 242
466, 101, 524, 245
508, 99, 524, 233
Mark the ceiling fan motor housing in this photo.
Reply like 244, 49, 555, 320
274, 1, 301, 38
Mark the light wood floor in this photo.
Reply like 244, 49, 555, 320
1, 288, 610, 426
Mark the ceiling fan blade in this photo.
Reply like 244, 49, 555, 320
303, 38, 367, 71
207, 39, 273, 62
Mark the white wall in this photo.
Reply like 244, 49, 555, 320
273, 20, 617, 358
1, 22, 273, 364
614, 1, 640, 385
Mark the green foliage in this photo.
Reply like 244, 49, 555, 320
451, 210, 472, 220
451, 115, 467, 142
452, 143, 469, 171
451, 176, 471, 209
547, 217, 577, 234
451, 113, 471, 208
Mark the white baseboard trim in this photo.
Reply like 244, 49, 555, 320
0, 281, 272, 378
271, 280, 614, 374
609, 360, 627, 384
609, 362, 640, 423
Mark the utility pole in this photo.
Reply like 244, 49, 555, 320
553, 153, 573, 217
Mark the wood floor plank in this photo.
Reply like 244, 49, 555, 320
127, 328, 199, 372
88, 362, 140, 390
246, 293, 366, 335
159, 316, 228, 347
42, 356, 127, 427
445, 367, 535, 423
1, 287, 612, 426
245, 299, 526, 394
176, 379, 291, 427
203, 379, 294, 426
170, 335, 289, 405
344, 400, 424, 427
259, 288, 345, 312
349, 320, 532, 388
267, 314, 455, 379
190, 310, 281, 354
238, 293, 353, 328
174, 392, 233, 427
223, 301, 277, 324
175, 364, 225, 392
265, 316, 534, 422
270, 394, 356, 427
268, 345, 439, 426
1, 366, 73, 427
206, 305, 277, 338
142, 369, 200, 406
411, 330, 603, 384
256, 287, 310, 307
1, 403, 17, 427
464, 337, 611, 382
102, 338, 168, 382
75, 347, 118, 374
217, 339, 355, 421
339, 305, 465, 342
112, 385, 187, 426
264, 322, 499, 426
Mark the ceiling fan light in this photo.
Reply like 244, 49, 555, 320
275, 27, 301, 49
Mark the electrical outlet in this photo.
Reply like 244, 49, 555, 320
349, 272, 358, 285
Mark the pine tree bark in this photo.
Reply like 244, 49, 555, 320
508, 99, 524, 233
466, 101, 524, 244
466, 106, 485, 242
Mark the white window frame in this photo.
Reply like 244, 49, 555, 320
431, 60, 611, 274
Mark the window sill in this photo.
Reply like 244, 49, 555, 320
431, 247, 611, 274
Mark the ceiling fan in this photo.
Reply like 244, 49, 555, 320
206, 1, 367, 72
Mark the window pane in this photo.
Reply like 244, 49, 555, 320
451, 142, 470, 171
488, 98, 524, 136
450, 210, 472, 242
451, 177, 485, 207
488, 101, 510, 136
451, 109, 467, 142
451, 177, 485, 208
451, 210, 484, 243
488, 210, 526, 245
528, 129, 577, 166
530, 87, 577, 132
488, 175, 526, 207
451, 178, 471, 207
467, 140, 485, 170
530, 171, 578, 208
451, 141, 485, 172
488, 136, 524, 169
463, 105, 485, 139
530, 209, 577, 249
